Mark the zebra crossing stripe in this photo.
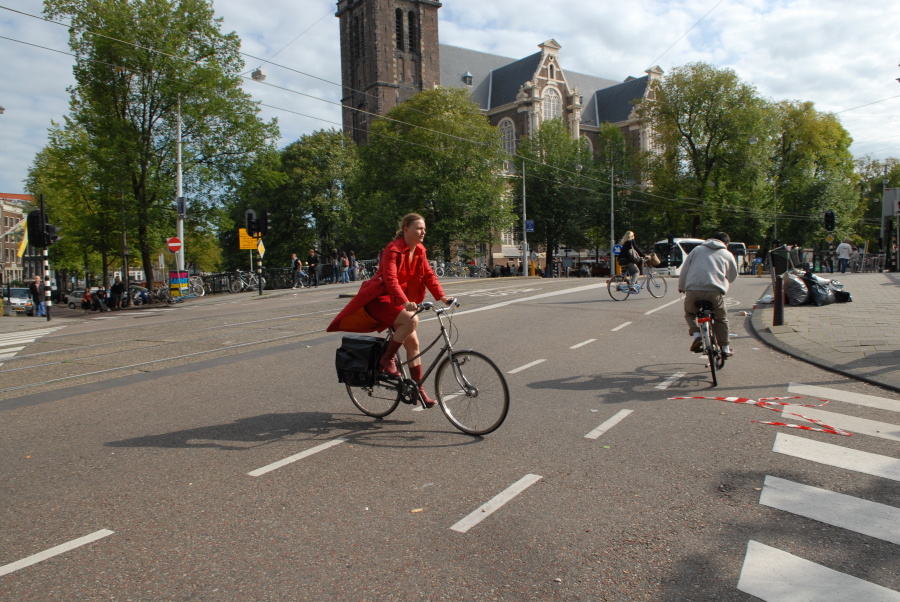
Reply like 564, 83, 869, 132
773, 433, 900, 481
785, 407, 900, 442
738, 540, 900, 601
759, 475, 900, 545
789, 383, 900, 413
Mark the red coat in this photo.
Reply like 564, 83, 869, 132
326, 238, 445, 333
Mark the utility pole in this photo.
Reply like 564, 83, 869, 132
175, 96, 185, 274
521, 159, 528, 277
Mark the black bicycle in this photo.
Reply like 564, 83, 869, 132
339, 300, 510, 436
695, 300, 726, 386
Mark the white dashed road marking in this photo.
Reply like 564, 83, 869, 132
584, 409, 633, 440
655, 372, 686, 390
248, 438, 346, 477
507, 359, 546, 374
570, 339, 596, 349
611, 322, 631, 332
450, 474, 542, 533
0, 529, 114, 577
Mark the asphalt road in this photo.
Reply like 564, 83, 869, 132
1, 277, 898, 600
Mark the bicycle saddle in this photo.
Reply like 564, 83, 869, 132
694, 300, 714, 311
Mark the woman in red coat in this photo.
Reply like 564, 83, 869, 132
327, 213, 452, 406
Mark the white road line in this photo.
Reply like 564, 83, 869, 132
655, 372, 686, 390
643, 297, 682, 316
570, 339, 596, 349
247, 438, 346, 477
785, 407, 900, 442
737, 540, 900, 602
93, 316, 121, 320
450, 283, 606, 317
584, 409, 633, 439
759, 475, 900, 545
508, 359, 546, 374
0, 346, 26, 359
450, 474, 542, 533
611, 322, 632, 332
0, 529, 114, 577
773, 432, 900, 481
789, 382, 900, 413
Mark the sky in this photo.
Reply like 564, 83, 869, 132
1, 0, 899, 194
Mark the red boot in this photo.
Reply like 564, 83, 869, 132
410, 364, 437, 408
379, 339, 403, 378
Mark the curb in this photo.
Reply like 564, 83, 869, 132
747, 291, 900, 394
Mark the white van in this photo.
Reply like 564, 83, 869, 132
652, 238, 705, 276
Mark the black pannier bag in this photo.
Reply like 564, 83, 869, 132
335, 335, 384, 387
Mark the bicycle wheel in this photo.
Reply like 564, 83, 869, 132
229, 277, 242, 293
701, 322, 718, 387
346, 381, 401, 418
646, 273, 667, 298
607, 274, 631, 301
435, 351, 509, 436
435, 266, 445, 277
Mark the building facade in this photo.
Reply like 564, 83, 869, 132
0, 194, 30, 285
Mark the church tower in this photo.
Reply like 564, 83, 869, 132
335, 0, 442, 144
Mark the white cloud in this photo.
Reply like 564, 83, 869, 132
1, 0, 898, 193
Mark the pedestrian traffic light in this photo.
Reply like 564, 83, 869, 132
258, 210, 268, 237
27, 210, 47, 247
245, 209, 257, 237
824, 210, 835, 231
45, 223, 59, 245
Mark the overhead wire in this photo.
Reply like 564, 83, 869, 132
0, 4, 880, 227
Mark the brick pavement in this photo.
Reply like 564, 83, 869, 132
750, 272, 900, 392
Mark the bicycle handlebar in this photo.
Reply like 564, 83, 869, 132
416, 298, 459, 314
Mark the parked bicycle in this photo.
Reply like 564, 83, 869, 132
695, 300, 726, 386
229, 270, 265, 293
336, 299, 510, 436
607, 265, 668, 301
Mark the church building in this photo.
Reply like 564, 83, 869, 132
335, 0, 660, 158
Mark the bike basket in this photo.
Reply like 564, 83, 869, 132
335, 335, 384, 387
648, 253, 661, 267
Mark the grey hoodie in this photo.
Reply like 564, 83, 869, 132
678, 239, 738, 294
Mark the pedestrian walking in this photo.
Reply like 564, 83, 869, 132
291, 253, 303, 288
349, 251, 358, 281
307, 249, 319, 287
28, 275, 45, 317
327, 213, 452, 407
340, 252, 351, 283
110, 276, 124, 310
835, 239, 852, 273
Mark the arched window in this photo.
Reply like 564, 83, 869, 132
543, 88, 562, 120
395, 8, 404, 51
581, 135, 593, 156
410, 59, 417, 84
398, 57, 404, 82
499, 118, 516, 158
549, 64, 555, 80
408, 11, 418, 52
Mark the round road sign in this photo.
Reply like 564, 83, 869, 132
167, 237, 182, 253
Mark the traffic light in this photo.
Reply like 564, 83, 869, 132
258, 210, 268, 236
824, 210, 836, 231
245, 209, 257, 237
27, 210, 47, 247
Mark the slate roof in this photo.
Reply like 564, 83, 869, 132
438, 43, 644, 126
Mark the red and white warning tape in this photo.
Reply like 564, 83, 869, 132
668, 396, 852, 436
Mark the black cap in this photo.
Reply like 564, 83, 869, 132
712, 232, 730, 244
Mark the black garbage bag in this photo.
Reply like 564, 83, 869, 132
783, 272, 809, 306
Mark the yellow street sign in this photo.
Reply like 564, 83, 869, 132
826, 235, 834, 244
239, 228, 257, 250
257, 239, 266, 258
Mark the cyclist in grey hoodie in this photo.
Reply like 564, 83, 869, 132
678, 232, 739, 357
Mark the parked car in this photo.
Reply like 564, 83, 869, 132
3, 287, 34, 316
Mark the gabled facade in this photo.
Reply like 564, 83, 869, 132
0, 194, 30, 285
335, 0, 660, 158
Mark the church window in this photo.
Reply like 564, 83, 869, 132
543, 88, 562, 120
398, 57, 404, 82
410, 59, 417, 84
499, 118, 516, 158
549, 64, 555, 80
408, 11, 418, 52
395, 8, 404, 51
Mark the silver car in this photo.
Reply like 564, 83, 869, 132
3, 287, 34, 316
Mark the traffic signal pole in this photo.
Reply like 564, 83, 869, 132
39, 194, 51, 321
175, 97, 185, 273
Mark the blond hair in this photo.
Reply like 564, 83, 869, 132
619, 231, 635, 245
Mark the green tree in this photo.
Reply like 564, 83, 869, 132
353, 87, 512, 260
638, 62, 770, 241
514, 118, 597, 272
44, 0, 278, 283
